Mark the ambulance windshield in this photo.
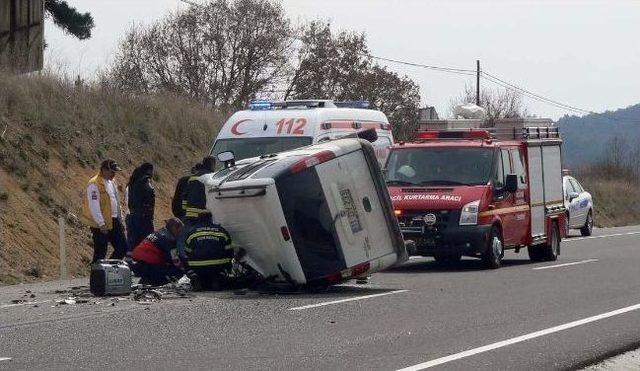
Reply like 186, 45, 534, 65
211, 137, 313, 164
385, 148, 494, 186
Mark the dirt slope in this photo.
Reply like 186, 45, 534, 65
0, 73, 223, 284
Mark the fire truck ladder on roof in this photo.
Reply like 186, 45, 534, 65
416, 118, 560, 140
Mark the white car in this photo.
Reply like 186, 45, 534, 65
563, 175, 594, 236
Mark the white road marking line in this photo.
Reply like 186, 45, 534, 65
533, 259, 599, 270
0, 300, 51, 309
0, 357, 11, 361
289, 289, 409, 310
564, 231, 640, 242
396, 302, 640, 371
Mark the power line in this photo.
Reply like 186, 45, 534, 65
480, 74, 585, 114
366, 55, 476, 76
481, 71, 594, 115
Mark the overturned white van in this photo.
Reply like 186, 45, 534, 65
201, 137, 407, 288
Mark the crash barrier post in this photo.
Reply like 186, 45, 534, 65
59, 216, 67, 279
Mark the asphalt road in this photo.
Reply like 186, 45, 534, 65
1, 225, 640, 370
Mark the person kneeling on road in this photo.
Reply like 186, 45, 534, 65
131, 218, 184, 286
181, 213, 233, 291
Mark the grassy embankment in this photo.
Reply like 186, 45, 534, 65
0, 73, 223, 284
574, 164, 640, 228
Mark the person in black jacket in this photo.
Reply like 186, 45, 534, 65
127, 162, 155, 250
184, 156, 216, 221
171, 162, 203, 220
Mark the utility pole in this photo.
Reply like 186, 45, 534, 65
476, 59, 481, 106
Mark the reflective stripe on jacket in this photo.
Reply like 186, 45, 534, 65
185, 221, 232, 267
184, 175, 209, 219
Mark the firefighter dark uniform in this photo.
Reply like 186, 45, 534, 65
171, 174, 190, 219
172, 163, 203, 219
184, 174, 209, 219
183, 215, 232, 291
183, 157, 215, 220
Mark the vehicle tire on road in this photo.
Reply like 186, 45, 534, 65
529, 222, 560, 262
482, 226, 503, 269
581, 210, 593, 237
433, 254, 462, 265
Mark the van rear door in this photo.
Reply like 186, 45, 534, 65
316, 149, 397, 268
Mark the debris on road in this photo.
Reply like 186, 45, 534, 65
133, 288, 162, 304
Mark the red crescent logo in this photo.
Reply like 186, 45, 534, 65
231, 119, 251, 135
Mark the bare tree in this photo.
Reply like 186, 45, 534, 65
449, 85, 528, 119
106, 0, 294, 110
286, 22, 421, 140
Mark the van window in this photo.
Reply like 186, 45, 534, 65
510, 149, 527, 189
276, 169, 344, 279
211, 137, 313, 164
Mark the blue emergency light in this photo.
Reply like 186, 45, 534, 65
334, 100, 370, 109
248, 100, 272, 110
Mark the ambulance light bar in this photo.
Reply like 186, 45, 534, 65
248, 100, 272, 110
415, 130, 491, 140
334, 100, 370, 109
249, 100, 371, 110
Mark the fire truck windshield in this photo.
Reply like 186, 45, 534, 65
385, 148, 494, 186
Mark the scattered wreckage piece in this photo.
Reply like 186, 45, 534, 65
203, 133, 408, 290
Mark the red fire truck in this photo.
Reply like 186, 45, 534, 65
385, 118, 567, 268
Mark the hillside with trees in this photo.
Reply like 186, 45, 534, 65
559, 104, 640, 168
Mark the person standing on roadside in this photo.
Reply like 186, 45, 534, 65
82, 159, 127, 263
127, 162, 155, 249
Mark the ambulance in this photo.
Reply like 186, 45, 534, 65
201, 134, 407, 288
210, 100, 394, 166
386, 118, 567, 268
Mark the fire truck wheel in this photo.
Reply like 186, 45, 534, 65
580, 210, 593, 237
433, 254, 462, 264
543, 223, 561, 261
528, 223, 561, 262
482, 226, 504, 269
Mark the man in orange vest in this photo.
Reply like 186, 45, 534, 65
82, 159, 128, 263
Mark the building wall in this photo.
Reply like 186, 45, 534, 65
0, 0, 44, 73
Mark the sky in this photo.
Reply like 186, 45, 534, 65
45, 0, 640, 120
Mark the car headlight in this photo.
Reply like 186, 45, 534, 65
459, 200, 480, 226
